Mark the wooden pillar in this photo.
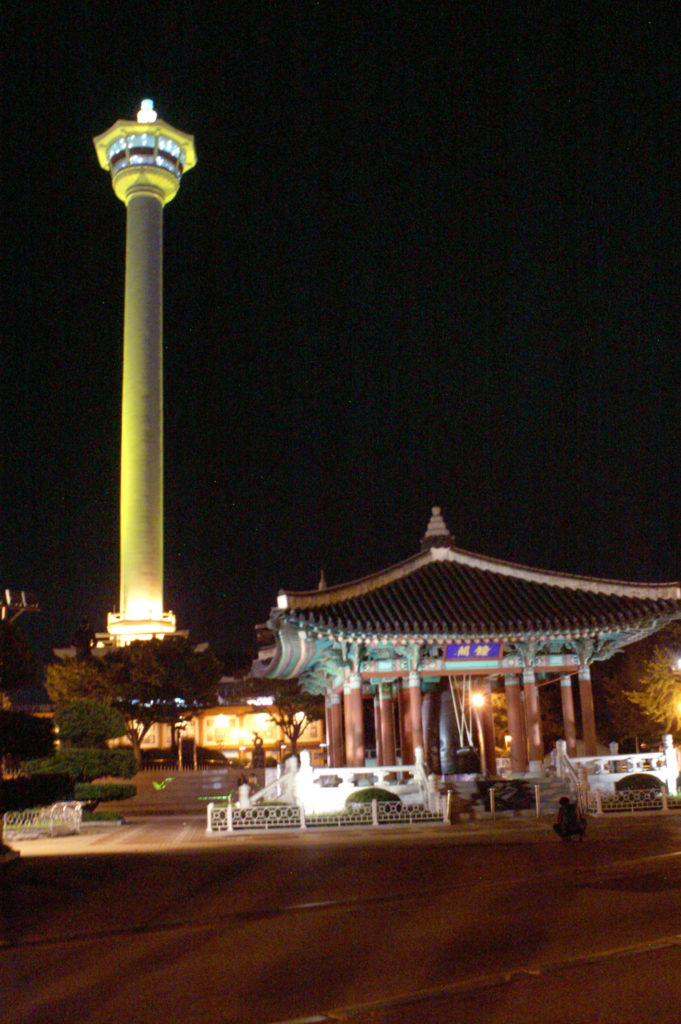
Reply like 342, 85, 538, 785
328, 691, 343, 767
349, 671, 365, 767
343, 679, 353, 766
560, 674, 577, 757
373, 692, 383, 765
398, 680, 413, 763
325, 694, 332, 765
578, 663, 597, 756
523, 667, 544, 770
407, 670, 423, 758
505, 674, 527, 773
379, 682, 396, 765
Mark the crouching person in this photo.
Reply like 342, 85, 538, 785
553, 796, 586, 842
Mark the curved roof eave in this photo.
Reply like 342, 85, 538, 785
278, 544, 681, 611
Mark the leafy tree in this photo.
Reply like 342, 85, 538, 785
245, 677, 324, 758
55, 699, 126, 747
0, 711, 54, 776
623, 627, 681, 743
593, 625, 681, 750
47, 639, 222, 766
0, 620, 43, 706
45, 657, 111, 705
104, 638, 222, 764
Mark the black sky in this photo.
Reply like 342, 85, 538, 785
4, 2, 681, 662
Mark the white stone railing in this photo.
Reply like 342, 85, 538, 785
555, 736, 680, 805
246, 748, 432, 816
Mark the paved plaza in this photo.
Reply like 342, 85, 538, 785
4, 811, 681, 1022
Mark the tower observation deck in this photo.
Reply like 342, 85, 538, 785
93, 100, 196, 644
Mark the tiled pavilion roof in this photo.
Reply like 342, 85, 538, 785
276, 508, 681, 642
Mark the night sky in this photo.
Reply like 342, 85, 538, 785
4, 3, 681, 663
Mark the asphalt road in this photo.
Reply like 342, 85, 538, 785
2, 814, 681, 1023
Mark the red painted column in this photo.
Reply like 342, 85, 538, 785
373, 692, 383, 765
523, 667, 544, 770
379, 682, 396, 765
505, 674, 527, 773
408, 671, 424, 758
327, 691, 343, 767
398, 680, 413, 763
349, 671, 365, 767
343, 679, 353, 766
578, 663, 597, 756
560, 674, 577, 757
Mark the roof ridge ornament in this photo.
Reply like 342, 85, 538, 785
421, 505, 453, 550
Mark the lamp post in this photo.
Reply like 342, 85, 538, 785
471, 691, 486, 775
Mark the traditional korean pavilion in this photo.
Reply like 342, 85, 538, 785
254, 508, 681, 776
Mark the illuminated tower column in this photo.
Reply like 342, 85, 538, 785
93, 100, 196, 644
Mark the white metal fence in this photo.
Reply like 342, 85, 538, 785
206, 799, 444, 834
4, 801, 82, 839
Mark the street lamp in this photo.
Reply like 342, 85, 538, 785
471, 691, 486, 775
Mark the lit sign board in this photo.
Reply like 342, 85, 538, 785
445, 642, 502, 659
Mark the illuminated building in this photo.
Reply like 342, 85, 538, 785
93, 101, 196, 644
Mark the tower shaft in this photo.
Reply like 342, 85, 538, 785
93, 100, 196, 644
120, 191, 164, 622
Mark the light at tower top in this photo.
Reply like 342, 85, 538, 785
93, 98, 197, 206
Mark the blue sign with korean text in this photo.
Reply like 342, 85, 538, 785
445, 642, 502, 659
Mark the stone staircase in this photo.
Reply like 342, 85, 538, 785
101, 768, 265, 817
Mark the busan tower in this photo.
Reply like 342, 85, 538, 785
93, 100, 196, 645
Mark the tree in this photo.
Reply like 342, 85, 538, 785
0, 710, 54, 776
245, 677, 324, 758
45, 657, 111, 705
22, 700, 136, 809
0, 620, 43, 706
47, 639, 223, 766
55, 699, 127, 748
593, 625, 681, 750
623, 628, 681, 743
104, 638, 222, 764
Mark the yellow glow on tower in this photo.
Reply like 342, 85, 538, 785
93, 101, 196, 645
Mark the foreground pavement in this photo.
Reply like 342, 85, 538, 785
7, 810, 574, 856
3, 812, 681, 1022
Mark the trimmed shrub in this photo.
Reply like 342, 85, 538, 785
615, 773, 663, 792
22, 747, 136, 781
74, 782, 136, 811
0, 773, 74, 812
55, 701, 126, 747
345, 787, 401, 806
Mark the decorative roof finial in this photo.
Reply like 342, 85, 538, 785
318, 569, 327, 591
421, 506, 453, 550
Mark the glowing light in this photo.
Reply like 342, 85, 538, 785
471, 692, 485, 708
137, 98, 157, 124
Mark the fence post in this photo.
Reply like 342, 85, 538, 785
228, 802, 234, 833
534, 785, 541, 818
662, 790, 669, 813
595, 790, 603, 815
372, 799, 379, 826
300, 805, 307, 830
490, 787, 496, 819
206, 802, 213, 834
